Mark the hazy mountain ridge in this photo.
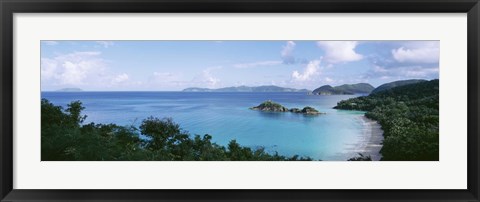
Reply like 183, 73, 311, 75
182, 85, 310, 92
311, 83, 374, 95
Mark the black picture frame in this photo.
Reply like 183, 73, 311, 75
1, 0, 479, 201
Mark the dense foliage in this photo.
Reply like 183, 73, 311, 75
334, 83, 375, 94
347, 153, 372, 161
41, 99, 313, 161
335, 79, 439, 161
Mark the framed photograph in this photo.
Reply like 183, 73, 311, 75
1, 0, 479, 201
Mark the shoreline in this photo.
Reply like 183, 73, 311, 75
354, 115, 384, 161
328, 115, 384, 161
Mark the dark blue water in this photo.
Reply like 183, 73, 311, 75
42, 92, 367, 160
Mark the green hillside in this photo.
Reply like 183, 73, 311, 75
335, 79, 439, 161
371, 79, 427, 94
312, 83, 374, 95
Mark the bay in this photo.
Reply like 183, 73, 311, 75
41, 92, 367, 160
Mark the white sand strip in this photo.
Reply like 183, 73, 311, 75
329, 115, 384, 161
355, 116, 384, 161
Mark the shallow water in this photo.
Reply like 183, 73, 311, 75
42, 92, 367, 160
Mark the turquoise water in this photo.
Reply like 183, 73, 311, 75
41, 92, 366, 160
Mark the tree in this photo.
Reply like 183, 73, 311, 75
42, 99, 311, 161
336, 80, 439, 161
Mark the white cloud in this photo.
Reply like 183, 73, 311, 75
372, 65, 388, 73
43, 41, 58, 46
147, 72, 186, 89
153, 72, 174, 78
96, 41, 114, 48
281, 41, 296, 64
316, 41, 363, 64
40, 58, 58, 80
60, 61, 90, 85
41, 51, 105, 86
151, 72, 184, 84
291, 60, 321, 82
192, 66, 222, 87
233, 60, 282, 68
391, 43, 439, 63
403, 66, 439, 77
365, 64, 439, 79
112, 73, 129, 83
41, 51, 145, 90
146, 68, 224, 90
58, 51, 102, 59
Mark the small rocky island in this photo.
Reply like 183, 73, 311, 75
250, 100, 324, 115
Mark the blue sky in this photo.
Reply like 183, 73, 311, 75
41, 40, 439, 91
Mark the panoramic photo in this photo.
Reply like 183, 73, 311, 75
41, 40, 439, 161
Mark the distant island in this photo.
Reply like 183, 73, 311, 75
182, 85, 310, 93
310, 83, 374, 95
250, 100, 324, 115
56, 88, 83, 92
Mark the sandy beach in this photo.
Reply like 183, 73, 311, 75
356, 116, 384, 160
334, 115, 384, 161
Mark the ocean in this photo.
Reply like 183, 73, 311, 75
41, 92, 367, 160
